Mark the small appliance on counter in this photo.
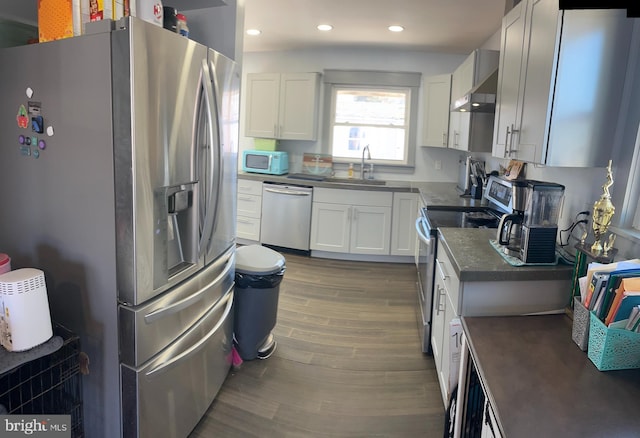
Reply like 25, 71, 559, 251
487, 176, 565, 264
457, 155, 486, 199
520, 180, 565, 263
242, 150, 289, 175
492, 178, 528, 256
0, 268, 53, 352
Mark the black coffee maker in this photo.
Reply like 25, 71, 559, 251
496, 179, 565, 263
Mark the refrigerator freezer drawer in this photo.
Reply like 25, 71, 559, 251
119, 247, 234, 367
121, 289, 234, 438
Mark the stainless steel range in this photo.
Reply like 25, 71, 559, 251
415, 200, 505, 354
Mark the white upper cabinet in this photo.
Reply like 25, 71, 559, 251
492, 0, 635, 166
421, 74, 452, 148
492, 1, 527, 160
448, 49, 499, 153
244, 72, 320, 141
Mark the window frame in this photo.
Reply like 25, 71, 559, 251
322, 69, 421, 169
328, 85, 412, 166
614, 123, 640, 238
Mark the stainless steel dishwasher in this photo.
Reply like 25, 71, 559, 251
260, 182, 313, 251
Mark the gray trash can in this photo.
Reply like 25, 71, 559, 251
234, 245, 285, 360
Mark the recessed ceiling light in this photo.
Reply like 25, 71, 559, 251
246, 29, 261, 36
317, 24, 333, 31
388, 25, 404, 32
471, 103, 480, 107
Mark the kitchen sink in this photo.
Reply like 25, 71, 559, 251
325, 177, 386, 186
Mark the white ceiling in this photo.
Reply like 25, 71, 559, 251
0, 0, 508, 54
242, 0, 508, 54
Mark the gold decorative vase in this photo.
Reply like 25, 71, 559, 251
591, 160, 615, 254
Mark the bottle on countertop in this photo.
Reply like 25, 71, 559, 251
177, 13, 189, 37
348, 163, 354, 179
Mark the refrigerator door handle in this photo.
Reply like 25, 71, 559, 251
145, 289, 234, 378
198, 58, 221, 256
143, 254, 234, 324
207, 57, 224, 248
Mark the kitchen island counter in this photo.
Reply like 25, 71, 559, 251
463, 314, 640, 438
438, 227, 573, 282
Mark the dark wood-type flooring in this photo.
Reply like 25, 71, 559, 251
190, 252, 445, 437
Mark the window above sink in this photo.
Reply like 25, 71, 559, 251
322, 70, 421, 169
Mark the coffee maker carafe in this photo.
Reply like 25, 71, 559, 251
519, 181, 565, 263
496, 180, 528, 257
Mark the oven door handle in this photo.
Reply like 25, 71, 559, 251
415, 217, 431, 245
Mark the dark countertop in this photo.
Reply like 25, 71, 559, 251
239, 173, 491, 207
463, 315, 640, 438
238, 172, 416, 192
437, 228, 573, 282
413, 181, 488, 208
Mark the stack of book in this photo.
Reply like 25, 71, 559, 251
582, 259, 640, 330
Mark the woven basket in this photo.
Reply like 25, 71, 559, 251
572, 297, 590, 351
587, 312, 640, 371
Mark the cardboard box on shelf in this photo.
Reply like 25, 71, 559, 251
84, 0, 131, 23
38, 0, 131, 43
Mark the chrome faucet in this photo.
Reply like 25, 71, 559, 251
360, 144, 371, 180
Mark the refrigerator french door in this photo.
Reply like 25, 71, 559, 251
0, 18, 239, 438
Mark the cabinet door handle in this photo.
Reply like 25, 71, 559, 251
505, 124, 519, 157
238, 196, 255, 201
436, 259, 449, 280
442, 132, 447, 146
504, 126, 511, 158
435, 285, 446, 315
454, 131, 459, 147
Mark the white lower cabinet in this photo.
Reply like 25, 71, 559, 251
310, 188, 392, 255
349, 205, 392, 254
431, 273, 448, 403
391, 192, 418, 256
310, 203, 351, 253
236, 180, 262, 242
432, 244, 461, 405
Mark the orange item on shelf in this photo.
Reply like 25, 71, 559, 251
38, 0, 82, 42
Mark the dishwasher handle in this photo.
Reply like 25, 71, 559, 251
264, 186, 312, 196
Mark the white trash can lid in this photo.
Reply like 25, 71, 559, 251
235, 245, 285, 275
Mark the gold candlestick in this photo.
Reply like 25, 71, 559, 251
591, 160, 615, 254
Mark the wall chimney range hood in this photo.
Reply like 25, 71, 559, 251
450, 68, 498, 113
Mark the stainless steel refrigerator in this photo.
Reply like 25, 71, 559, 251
0, 17, 239, 438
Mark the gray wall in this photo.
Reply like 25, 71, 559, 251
184, 0, 244, 63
